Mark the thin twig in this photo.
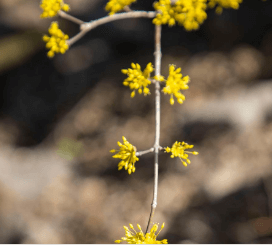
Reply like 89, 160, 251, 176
81, 11, 156, 30
145, 24, 162, 234
123, 6, 132, 12
136, 148, 154, 157
67, 11, 156, 46
58, 10, 85, 25
149, 78, 156, 84
136, 147, 164, 156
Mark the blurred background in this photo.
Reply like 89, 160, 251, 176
0, 0, 272, 243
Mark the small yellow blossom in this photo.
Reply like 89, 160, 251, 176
165, 141, 198, 167
115, 223, 168, 244
110, 136, 139, 174
208, 0, 243, 14
153, 0, 207, 31
43, 22, 69, 58
122, 63, 154, 98
162, 64, 189, 105
40, 0, 70, 18
105, 0, 136, 15
154, 75, 165, 82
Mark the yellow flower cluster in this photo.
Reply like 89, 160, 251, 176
110, 136, 139, 175
165, 141, 198, 167
153, 0, 208, 31
40, 0, 70, 18
115, 223, 168, 244
43, 22, 69, 58
105, 0, 136, 15
122, 63, 189, 105
161, 65, 189, 105
208, 0, 243, 14
122, 63, 154, 98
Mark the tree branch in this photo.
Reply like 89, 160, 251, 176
67, 11, 156, 46
58, 10, 84, 25
136, 148, 154, 157
145, 24, 162, 234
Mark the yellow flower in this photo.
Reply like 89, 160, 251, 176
208, 0, 243, 14
40, 0, 70, 18
110, 136, 139, 175
162, 64, 189, 105
122, 63, 154, 98
115, 223, 168, 244
154, 75, 165, 82
153, 0, 208, 31
165, 141, 198, 167
43, 22, 69, 58
105, 0, 136, 15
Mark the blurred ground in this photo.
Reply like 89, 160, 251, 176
0, 0, 272, 244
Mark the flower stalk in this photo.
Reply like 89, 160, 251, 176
67, 11, 156, 46
58, 10, 84, 25
136, 148, 154, 157
145, 24, 162, 234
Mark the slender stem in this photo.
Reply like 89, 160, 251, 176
67, 29, 88, 46
58, 10, 85, 25
145, 24, 162, 234
67, 11, 156, 46
136, 146, 164, 157
123, 6, 132, 12
81, 11, 156, 30
136, 148, 154, 157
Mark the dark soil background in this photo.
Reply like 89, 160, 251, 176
0, 0, 272, 243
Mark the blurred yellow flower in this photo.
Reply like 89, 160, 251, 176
165, 141, 198, 167
208, 0, 243, 14
43, 22, 69, 58
122, 63, 153, 98
40, 0, 70, 18
153, 0, 207, 31
105, 0, 136, 15
115, 223, 168, 244
162, 64, 189, 105
110, 136, 139, 174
